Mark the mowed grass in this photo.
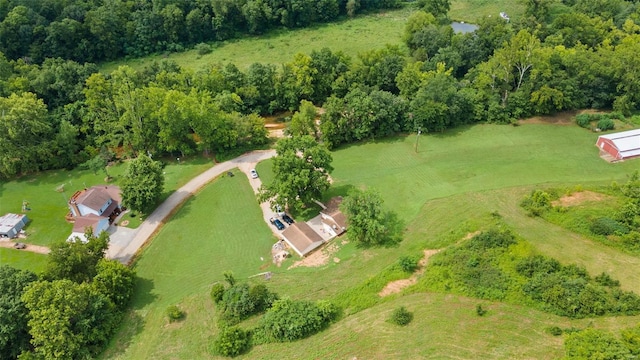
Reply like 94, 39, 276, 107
100, 8, 411, 73
246, 292, 640, 359
330, 124, 638, 221
450, 0, 525, 22
102, 169, 274, 359
0, 156, 213, 269
0, 248, 46, 272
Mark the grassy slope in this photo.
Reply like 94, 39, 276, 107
100, 0, 527, 74
102, 169, 274, 359
0, 156, 213, 269
104, 124, 640, 359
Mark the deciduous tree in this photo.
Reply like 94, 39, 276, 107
341, 188, 402, 246
121, 154, 165, 213
259, 135, 333, 212
0, 266, 37, 360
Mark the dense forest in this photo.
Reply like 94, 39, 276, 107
2, 0, 640, 179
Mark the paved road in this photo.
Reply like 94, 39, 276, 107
107, 150, 276, 264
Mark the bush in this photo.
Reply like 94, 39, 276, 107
195, 43, 213, 55
590, 217, 629, 236
575, 114, 591, 128
166, 305, 184, 322
597, 118, 615, 131
212, 326, 250, 357
398, 256, 419, 273
594, 272, 620, 287
256, 299, 337, 342
520, 190, 553, 216
390, 306, 413, 325
547, 326, 563, 336
211, 283, 226, 303
475, 304, 487, 316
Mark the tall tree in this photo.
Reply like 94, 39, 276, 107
45, 229, 110, 283
259, 135, 333, 211
121, 154, 165, 213
286, 100, 318, 138
0, 266, 38, 360
341, 188, 402, 246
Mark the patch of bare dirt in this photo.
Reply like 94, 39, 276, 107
378, 249, 441, 297
552, 191, 611, 207
288, 240, 344, 269
0, 240, 50, 254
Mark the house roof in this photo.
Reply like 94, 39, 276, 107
598, 129, 640, 158
75, 186, 121, 211
320, 196, 347, 231
72, 214, 108, 233
321, 216, 346, 235
323, 196, 343, 215
281, 222, 324, 256
0, 213, 27, 233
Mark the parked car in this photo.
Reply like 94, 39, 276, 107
270, 217, 285, 230
282, 214, 294, 225
250, 169, 258, 179
13, 242, 26, 249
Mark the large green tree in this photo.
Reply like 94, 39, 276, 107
0, 266, 38, 360
121, 154, 165, 213
341, 188, 403, 246
46, 229, 110, 283
259, 135, 333, 212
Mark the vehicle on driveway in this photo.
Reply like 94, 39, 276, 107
13, 242, 26, 249
250, 169, 258, 178
282, 214, 294, 225
269, 217, 285, 230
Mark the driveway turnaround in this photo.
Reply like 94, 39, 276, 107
107, 150, 276, 264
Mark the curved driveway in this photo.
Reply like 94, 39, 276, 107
107, 150, 276, 264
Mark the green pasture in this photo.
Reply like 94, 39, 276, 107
0, 156, 213, 269
102, 169, 275, 359
450, 0, 525, 22
104, 123, 640, 359
100, 8, 411, 73
0, 248, 46, 273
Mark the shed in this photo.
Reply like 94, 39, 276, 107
596, 129, 640, 161
0, 213, 29, 238
281, 222, 325, 257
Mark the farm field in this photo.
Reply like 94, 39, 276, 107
103, 123, 640, 359
100, 0, 525, 74
0, 156, 213, 268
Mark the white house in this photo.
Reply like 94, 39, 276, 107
67, 185, 122, 242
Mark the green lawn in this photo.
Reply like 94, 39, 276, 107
0, 248, 47, 273
103, 123, 640, 359
450, 0, 525, 22
0, 155, 213, 270
101, 169, 275, 359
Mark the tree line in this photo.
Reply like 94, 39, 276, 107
0, 0, 401, 63
3, 1, 640, 179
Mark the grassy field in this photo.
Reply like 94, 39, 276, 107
101, 169, 275, 359
0, 155, 213, 269
100, 0, 526, 74
102, 123, 640, 359
0, 248, 46, 272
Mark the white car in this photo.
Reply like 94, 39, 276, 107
250, 169, 258, 179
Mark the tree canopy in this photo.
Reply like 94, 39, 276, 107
259, 135, 333, 212
341, 188, 403, 246
121, 154, 165, 214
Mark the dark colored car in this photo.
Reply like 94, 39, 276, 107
273, 219, 285, 230
282, 214, 294, 225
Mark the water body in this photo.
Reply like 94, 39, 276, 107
451, 22, 479, 34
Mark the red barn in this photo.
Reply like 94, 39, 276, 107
596, 129, 640, 161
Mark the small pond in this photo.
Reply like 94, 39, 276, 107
451, 22, 479, 34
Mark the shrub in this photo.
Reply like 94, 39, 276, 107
594, 272, 620, 287
212, 326, 250, 357
248, 284, 279, 312
547, 326, 563, 336
195, 43, 212, 55
398, 256, 419, 273
390, 306, 413, 325
575, 114, 591, 128
166, 305, 184, 322
211, 283, 225, 303
590, 217, 629, 236
475, 304, 487, 317
256, 299, 337, 342
597, 118, 615, 131
520, 190, 553, 216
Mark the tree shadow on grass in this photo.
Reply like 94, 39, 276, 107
166, 191, 194, 222
100, 276, 157, 358
430, 124, 474, 139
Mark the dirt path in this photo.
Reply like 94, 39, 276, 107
107, 150, 277, 264
378, 249, 441, 297
0, 240, 50, 254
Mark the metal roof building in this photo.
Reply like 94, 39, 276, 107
596, 129, 640, 161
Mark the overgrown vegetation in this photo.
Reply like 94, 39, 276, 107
420, 229, 640, 318
389, 306, 414, 326
564, 325, 640, 359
